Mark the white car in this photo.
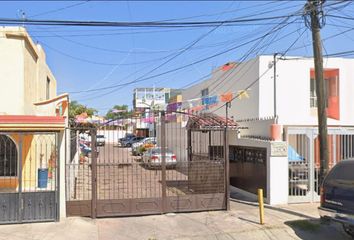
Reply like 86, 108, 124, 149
132, 137, 156, 149
132, 137, 156, 155
96, 135, 105, 146
79, 133, 105, 147
142, 147, 177, 168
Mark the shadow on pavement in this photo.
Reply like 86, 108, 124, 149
238, 217, 261, 225
230, 187, 316, 219
284, 219, 351, 240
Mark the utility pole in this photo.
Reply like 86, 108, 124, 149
307, 0, 329, 186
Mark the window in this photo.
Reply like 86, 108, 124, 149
310, 77, 317, 108
0, 135, 17, 177
201, 88, 209, 98
326, 161, 354, 182
310, 69, 340, 120
310, 77, 328, 108
46, 77, 51, 100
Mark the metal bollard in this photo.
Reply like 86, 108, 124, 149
258, 188, 264, 225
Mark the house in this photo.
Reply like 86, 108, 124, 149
0, 27, 68, 223
182, 56, 354, 204
133, 87, 182, 137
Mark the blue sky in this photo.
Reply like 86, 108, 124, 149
1, 1, 354, 115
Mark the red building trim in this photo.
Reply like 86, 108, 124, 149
0, 115, 65, 124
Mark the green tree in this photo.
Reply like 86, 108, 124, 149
69, 100, 97, 119
105, 105, 131, 119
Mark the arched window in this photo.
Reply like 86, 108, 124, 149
0, 135, 18, 177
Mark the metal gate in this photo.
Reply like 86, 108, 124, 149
0, 132, 59, 224
66, 111, 228, 218
287, 127, 354, 203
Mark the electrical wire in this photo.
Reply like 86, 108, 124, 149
210, 28, 308, 115
0, 14, 301, 28
66, 14, 301, 95
28, 1, 90, 18
75, 15, 302, 102
185, 14, 302, 100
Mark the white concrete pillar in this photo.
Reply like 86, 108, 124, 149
267, 153, 288, 205
58, 130, 67, 220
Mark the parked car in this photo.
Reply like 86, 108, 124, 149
121, 136, 145, 147
118, 133, 136, 146
96, 135, 105, 146
142, 147, 177, 168
132, 137, 156, 156
318, 159, 354, 238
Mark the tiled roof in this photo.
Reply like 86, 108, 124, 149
187, 113, 238, 130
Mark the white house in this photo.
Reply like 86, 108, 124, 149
182, 55, 354, 204
0, 26, 68, 223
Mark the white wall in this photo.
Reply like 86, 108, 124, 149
183, 55, 354, 128
182, 58, 260, 119
228, 135, 288, 205
237, 117, 276, 138
259, 56, 354, 126
97, 130, 128, 144
58, 131, 66, 220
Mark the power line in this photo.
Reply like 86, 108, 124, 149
180, 14, 302, 101
327, 14, 354, 21
210, 28, 308, 114
206, 16, 296, 97
68, 20, 284, 97
67, 14, 301, 95
72, 13, 235, 99
34, 21, 300, 57
86, 17, 290, 95
0, 14, 300, 28
74, 15, 303, 102
29, 1, 90, 18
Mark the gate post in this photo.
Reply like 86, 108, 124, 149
18, 133, 23, 223
56, 132, 60, 221
91, 129, 97, 218
160, 111, 167, 213
309, 131, 316, 202
224, 103, 230, 210
224, 127, 230, 210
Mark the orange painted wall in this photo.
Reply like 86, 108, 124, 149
310, 69, 340, 120
0, 134, 56, 191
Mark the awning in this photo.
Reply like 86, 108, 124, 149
0, 115, 66, 131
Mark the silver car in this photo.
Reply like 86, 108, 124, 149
142, 147, 177, 168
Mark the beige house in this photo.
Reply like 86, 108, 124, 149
0, 26, 68, 223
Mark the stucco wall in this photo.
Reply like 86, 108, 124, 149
258, 56, 354, 126
183, 55, 354, 127
0, 29, 24, 115
229, 135, 288, 205
182, 58, 260, 120
0, 27, 58, 116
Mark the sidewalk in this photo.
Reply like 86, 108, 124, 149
0, 199, 350, 240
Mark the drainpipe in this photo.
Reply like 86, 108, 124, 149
273, 53, 278, 123
271, 53, 282, 141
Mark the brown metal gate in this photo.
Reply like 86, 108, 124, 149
0, 132, 59, 224
66, 111, 229, 218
